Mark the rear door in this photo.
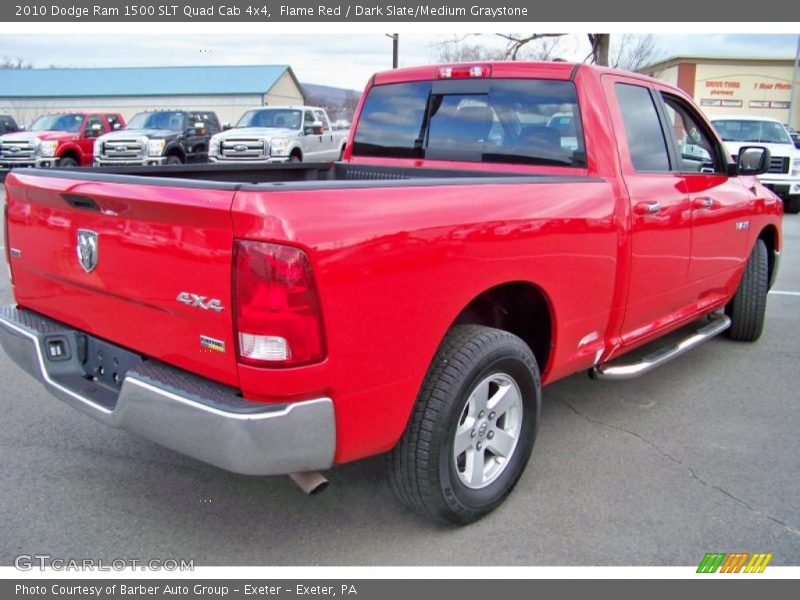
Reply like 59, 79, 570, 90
4, 172, 239, 386
656, 90, 753, 300
604, 77, 694, 342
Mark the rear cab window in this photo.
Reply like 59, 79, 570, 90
352, 78, 586, 167
614, 83, 671, 172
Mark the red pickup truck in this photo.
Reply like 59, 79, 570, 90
0, 112, 124, 169
0, 63, 783, 524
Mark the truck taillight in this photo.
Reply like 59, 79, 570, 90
233, 240, 325, 367
436, 65, 491, 79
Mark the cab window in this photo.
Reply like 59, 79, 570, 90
353, 79, 586, 167
614, 83, 671, 172
660, 94, 723, 173
106, 114, 122, 130
84, 115, 104, 137
313, 110, 328, 131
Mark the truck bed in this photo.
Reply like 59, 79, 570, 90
1, 161, 595, 189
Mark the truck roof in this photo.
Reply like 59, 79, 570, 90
371, 61, 667, 87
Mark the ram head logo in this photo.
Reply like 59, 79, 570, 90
77, 229, 99, 273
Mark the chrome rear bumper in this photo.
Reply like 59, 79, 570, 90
0, 305, 335, 476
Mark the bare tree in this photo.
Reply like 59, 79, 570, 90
434, 35, 507, 62
495, 34, 566, 60
610, 34, 662, 73
432, 33, 659, 71
341, 91, 360, 120
434, 33, 568, 62
1, 57, 32, 69
586, 34, 611, 66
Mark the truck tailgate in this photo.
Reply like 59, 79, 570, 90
4, 172, 239, 387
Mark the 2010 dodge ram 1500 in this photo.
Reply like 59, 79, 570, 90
0, 62, 783, 524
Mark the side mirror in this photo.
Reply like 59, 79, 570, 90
222, 122, 232, 131
113, 123, 122, 130
311, 120, 324, 135
734, 146, 770, 176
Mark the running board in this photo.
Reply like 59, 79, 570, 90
591, 313, 731, 381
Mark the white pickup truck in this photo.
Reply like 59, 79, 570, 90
711, 115, 800, 214
208, 106, 348, 164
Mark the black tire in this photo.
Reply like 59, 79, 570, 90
58, 157, 78, 168
784, 196, 800, 214
288, 154, 302, 163
165, 155, 183, 166
726, 239, 769, 342
389, 325, 541, 524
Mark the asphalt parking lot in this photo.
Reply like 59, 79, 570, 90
0, 188, 798, 567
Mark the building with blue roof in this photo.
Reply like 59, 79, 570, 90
0, 64, 305, 127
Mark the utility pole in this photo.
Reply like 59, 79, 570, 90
789, 35, 800, 129
386, 33, 399, 69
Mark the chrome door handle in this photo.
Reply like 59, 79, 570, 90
635, 201, 662, 215
692, 197, 716, 209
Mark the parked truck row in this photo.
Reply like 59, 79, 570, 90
0, 105, 348, 169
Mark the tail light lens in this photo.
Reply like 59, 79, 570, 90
234, 240, 325, 367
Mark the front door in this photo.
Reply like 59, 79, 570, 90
657, 91, 754, 300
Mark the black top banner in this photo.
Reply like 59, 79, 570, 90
3, 0, 800, 22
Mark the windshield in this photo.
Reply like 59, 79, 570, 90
712, 119, 792, 144
29, 114, 84, 132
126, 111, 186, 130
236, 109, 303, 129
352, 79, 586, 167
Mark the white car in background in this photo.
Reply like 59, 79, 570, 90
710, 115, 800, 214
208, 106, 347, 164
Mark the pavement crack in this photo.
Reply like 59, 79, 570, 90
562, 399, 800, 538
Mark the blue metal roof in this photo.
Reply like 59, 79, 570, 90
0, 65, 296, 98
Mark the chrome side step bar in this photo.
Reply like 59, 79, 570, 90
591, 313, 731, 381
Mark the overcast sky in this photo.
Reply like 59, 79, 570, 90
0, 33, 796, 90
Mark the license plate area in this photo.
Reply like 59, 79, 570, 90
79, 335, 144, 391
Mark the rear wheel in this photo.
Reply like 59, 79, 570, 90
58, 156, 78, 168
389, 325, 540, 524
726, 239, 769, 342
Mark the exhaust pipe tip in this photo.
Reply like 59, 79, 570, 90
289, 471, 330, 495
